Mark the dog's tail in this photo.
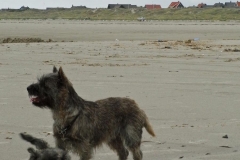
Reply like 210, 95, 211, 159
20, 133, 49, 150
142, 112, 155, 137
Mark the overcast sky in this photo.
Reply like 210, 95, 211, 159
0, 0, 229, 9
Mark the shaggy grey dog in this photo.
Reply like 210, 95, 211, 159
26, 66, 155, 160
20, 133, 71, 160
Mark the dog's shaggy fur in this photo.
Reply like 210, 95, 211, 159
20, 133, 71, 160
26, 66, 155, 160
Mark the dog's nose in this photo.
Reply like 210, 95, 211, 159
27, 86, 31, 92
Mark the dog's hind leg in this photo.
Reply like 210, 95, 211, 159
107, 137, 129, 160
122, 125, 143, 160
129, 146, 142, 160
80, 150, 93, 160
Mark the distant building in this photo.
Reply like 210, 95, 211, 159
236, 1, 240, 7
107, 4, 137, 9
108, 4, 120, 9
224, 1, 237, 7
197, 3, 207, 8
145, 4, 161, 9
197, 2, 238, 8
71, 5, 87, 9
1, 8, 15, 11
205, 5, 214, 8
168, 1, 184, 8
1, 8, 9, 11
213, 2, 224, 7
20, 6, 30, 11
197, 3, 215, 8
46, 7, 68, 10
1, 6, 29, 11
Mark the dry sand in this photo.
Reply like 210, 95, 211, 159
0, 20, 240, 160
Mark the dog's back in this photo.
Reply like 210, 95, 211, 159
95, 97, 155, 136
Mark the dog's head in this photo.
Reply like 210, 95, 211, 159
27, 66, 71, 109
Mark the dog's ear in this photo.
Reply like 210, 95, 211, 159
53, 66, 58, 73
58, 67, 70, 86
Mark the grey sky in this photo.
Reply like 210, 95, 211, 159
0, 0, 229, 9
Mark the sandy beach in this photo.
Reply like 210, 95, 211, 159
0, 20, 240, 160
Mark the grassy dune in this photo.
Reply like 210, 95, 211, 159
0, 8, 240, 20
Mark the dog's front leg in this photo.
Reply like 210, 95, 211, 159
55, 138, 66, 150
80, 148, 93, 160
78, 143, 93, 160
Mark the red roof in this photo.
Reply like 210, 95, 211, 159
197, 3, 206, 8
145, 4, 161, 9
237, 1, 240, 7
168, 1, 181, 8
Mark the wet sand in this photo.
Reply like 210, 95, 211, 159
0, 20, 240, 160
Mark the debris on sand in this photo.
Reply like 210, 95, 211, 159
2, 38, 46, 43
139, 42, 146, 45
224, 48, 240, 52
222, 135, 228, 139
225, 58, 233, 62
164, 46, 171, 49
157, 39, 168, 42
225, 58, 240, 62
220, 146, 232, 148
185, 39, 192, 44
